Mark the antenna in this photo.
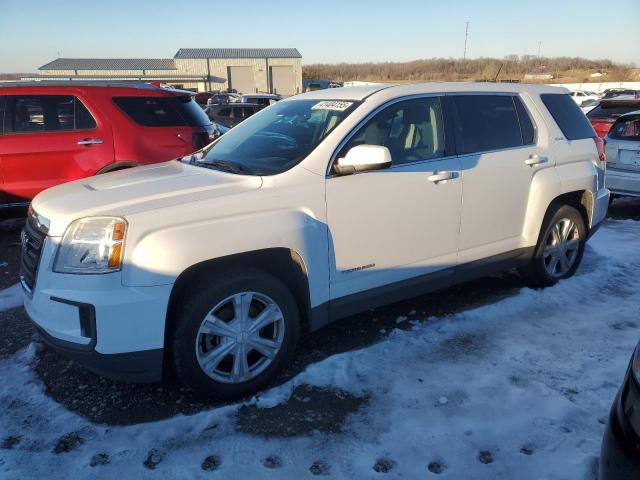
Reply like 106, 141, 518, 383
494, 63, 503, 82
463, 21, 470, 60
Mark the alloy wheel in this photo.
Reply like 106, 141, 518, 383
195, 292, 285, 384
542, 217, 581, 278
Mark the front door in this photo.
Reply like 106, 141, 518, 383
0, 94, 114, 203
326, 96, 462, 301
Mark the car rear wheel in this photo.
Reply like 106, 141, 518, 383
518, 204, 587, 288
171, 269, 299, 399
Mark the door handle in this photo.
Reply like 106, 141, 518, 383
77, 138, 103, 145
427, 171, 459, 183
525, 154, 548, 166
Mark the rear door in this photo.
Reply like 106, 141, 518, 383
449, 93, 550, 264
0, 94, 114, 203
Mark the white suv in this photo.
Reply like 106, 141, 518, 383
22, 83, 609, 399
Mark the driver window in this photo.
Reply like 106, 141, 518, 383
340, 97, 446, 166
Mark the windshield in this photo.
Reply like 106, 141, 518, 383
188, 99, 360, 175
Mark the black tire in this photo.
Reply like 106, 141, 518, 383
518, 204, 587, 288
170, 268, 300, 399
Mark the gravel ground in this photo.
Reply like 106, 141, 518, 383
0, 197, 638, 431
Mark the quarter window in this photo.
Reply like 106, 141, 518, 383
514, 97, 536, 145
541, 93, 595, 140
450, 95, 522, 154
12, 95, 96, 133
341, 97, 446, 166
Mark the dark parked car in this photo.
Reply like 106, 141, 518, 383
600, 342, 640, 479
204, 103, 261, 128
602, 89, 640, 99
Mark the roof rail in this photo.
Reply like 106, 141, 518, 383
0, 80, 162, 89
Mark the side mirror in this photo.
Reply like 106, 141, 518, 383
334, 145, 392, 175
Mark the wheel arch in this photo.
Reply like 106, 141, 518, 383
164, 247, 312, 350
530, 189, 592, 251
548, 190, 592, 232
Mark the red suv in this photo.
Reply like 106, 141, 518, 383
0, 81, 214, 209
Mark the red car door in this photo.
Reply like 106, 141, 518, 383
0, 94, 114, 203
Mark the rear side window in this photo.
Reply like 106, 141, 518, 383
450, 95, 522, 154
11, 95, 96, 133
540, 93, 595, 140
113, 96, 210, 127
217, 108, 231, 117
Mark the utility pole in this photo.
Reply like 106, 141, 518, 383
537, 41, 542, 59
463, 21, 470, 60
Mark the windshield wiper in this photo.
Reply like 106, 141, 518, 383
185, 157, 254, 175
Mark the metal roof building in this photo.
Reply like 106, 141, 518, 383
31, 48, 303, 95
39, 58, 177, 71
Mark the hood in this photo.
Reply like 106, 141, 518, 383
32, 161, 262, 236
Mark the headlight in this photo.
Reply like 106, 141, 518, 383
53, 217, 127, 274
633, 343, 640, 385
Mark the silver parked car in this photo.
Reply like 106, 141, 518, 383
605, 110, 640, 198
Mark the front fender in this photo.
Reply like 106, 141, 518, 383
121, 208, 329, 307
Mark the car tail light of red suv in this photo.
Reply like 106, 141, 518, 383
0, 81, 214, 209
589, 117, 616, 139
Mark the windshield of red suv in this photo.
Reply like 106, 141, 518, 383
188, 99, 360, 175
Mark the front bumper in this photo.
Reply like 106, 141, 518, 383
23, 238, 173, 382
30, 312, 164, 383
606, 168, 640, 198
600, 372, 640, 480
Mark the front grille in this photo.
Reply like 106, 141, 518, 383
20, 212, 48, 292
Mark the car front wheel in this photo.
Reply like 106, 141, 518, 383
171, 269, 299, 399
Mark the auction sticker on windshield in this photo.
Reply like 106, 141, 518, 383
311, 101, 354, 111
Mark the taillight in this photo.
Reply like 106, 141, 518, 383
593, 136, 606, 165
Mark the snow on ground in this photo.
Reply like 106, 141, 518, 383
1, 219, 639, 479
0, 283, 22, 312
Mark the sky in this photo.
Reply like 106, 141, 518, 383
0, 0, 638, 72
